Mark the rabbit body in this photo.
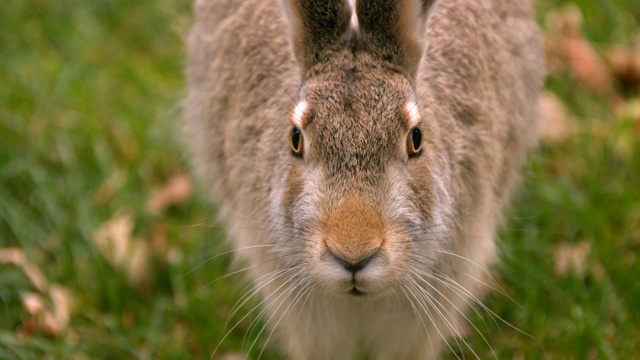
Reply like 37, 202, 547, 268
186, 0, 544, 358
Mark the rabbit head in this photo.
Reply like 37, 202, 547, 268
273, 0, 448, 298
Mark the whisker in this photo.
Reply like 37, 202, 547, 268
404, 277, 462, 360
255, 276, 313, 359
211, 264, 303, 360
408, 274, 479, 360
410, 266, 496, 359
243, 269, 305, 354
183, 244, 277, 277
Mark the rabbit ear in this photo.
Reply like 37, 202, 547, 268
356, 0, 438, 78
281, 0, 352, 73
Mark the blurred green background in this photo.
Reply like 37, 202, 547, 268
1, 0, 639, 359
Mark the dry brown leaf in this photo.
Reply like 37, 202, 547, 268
41, 310, 61, 337
126, 239, 151, 289
218, 353, 247, 360
18, 317, 38, 340
564, 34, 613, 93
554, 241, 591, 277
50, 284, 73, 331
546, 4, 583, 32
1, 247, 49, 292
546, 5, 613, 93
22, 259, 49, 293
21, 288, 73, 338
544, 5, 582, 74
606, 45, 640, 90
93, 213, 152, 289
146, 173, 193, 215
94, 213, 134, 267
538, 91, 577, 143
22, 293, 46, 316
0, 247, 23, 265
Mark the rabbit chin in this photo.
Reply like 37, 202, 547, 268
307, 250, 409, 299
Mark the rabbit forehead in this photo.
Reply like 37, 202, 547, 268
307, 114, 405, 178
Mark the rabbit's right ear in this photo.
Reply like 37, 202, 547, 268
357, 0, 438, 79
281, 0, 352, 73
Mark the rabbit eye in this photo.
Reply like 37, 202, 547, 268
407, 128, 423, 156
289, 127, 304, 156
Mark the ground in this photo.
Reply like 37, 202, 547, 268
1, 0, 639, 358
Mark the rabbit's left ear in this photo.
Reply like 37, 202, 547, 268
356, 0, 438, 79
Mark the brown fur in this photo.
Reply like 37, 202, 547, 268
323, 195, 385, 264
185, 0, 544, 358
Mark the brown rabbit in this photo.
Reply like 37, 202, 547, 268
186, 0, 544, 358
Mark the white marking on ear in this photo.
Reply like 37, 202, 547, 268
349, 0, 359, 31
292, 101, 308, 128
405, 102, 421, 127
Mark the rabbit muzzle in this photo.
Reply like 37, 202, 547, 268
307, 194, 413, 298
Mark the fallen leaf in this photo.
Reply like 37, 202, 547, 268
546, 5, 612, 93
0, 247, 23, 265
146, 173, 192, 215
606, 45, 640, 91
93, 213, 152, 289
50, 284, 73, 331
544, 5, 582, 75
1, 247, 49, 292
218, 353, 247, 360
126, 239, 151, 289
93, 213, 134, 267
22, 293, 46, 316
22, 258, 48, 293
18, 317, 38, 341
564, 35, 612, 93
41, 310, 61, 337
21, 288, 73, 338
554, 241, 591, 277
538, 91, 577, 143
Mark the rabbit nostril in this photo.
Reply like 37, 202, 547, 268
330, 250, 379, 274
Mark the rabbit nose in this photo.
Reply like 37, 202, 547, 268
329, 249, 379, 274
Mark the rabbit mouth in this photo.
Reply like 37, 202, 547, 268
348, 287, 367, 297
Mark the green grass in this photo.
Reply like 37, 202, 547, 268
1, 0, 639, 359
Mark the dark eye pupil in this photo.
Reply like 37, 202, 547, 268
411, 128, 422, 151
291, 128, 301, 150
